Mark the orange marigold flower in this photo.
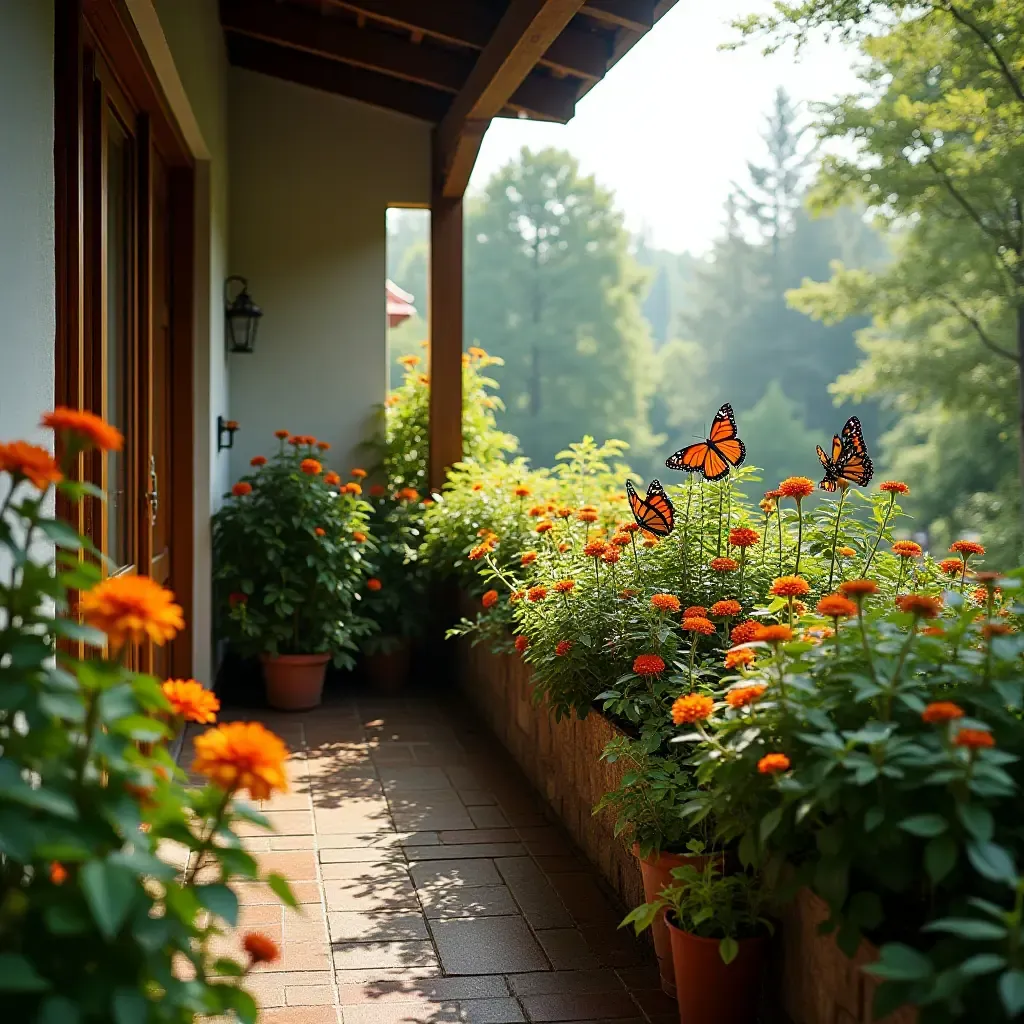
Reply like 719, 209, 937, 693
0, 441, 64, 490
729, 527, 760, 548
81, 575, 184, 649
521, 551, 538, 566
42, 407, 124, 452
243, 932, 280, 965
651, 594, 682, 613
351, 468, 368, 479
837, 546, 856, 558
955, 728, 995, 750
731, 620, 761, 644
510, 590, 526, 603
610, 533, 631, 547
162, 679, 220, 724
816, 594, 857, 619
922, 701, 964, 724
50, 862, 68, 885
879, 481, 909, 495
671, 693, 714, 725
778, 476, 814, 500
274, 429, 289, 439
711, 600, 742, 618
892, 540, 922, 558
324, 471, 341, 486
577, 509, 599, 524
758, 753, 791, 774
755, 624, 793, 644
895, 593, 943, 619
684, 606, 708, 618
770, 576, 810, 598
602, 549, 621, 564
366, 578, 382, 592
839, 579, 879, 598
710, 557, 739, 573
950, 540, 985, 556
724, 648, 756, 671
583, 540, 607, 558
232, 481, 252, 497
193, 722, 289, 800
555, 640, 573, 657
514, 634, 529, 653
983, 623, 1014, 638
468, 543, 490, 561
527, 586, 548, 602
369, 484, 387, 497
300, 459, 322, 476
726, 682, 765, 707
557, 507, 574, 519
682, 616, 715, 635
514, 486, 532, 498
287, 435, 302, 446
633, 653, 666, 677
554, 579, 576, 594
482, 589, 499, 609
353, 531, 367, 543
536, 520, 554, 534
314, 527, 326, 537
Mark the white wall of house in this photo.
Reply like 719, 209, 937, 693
0, 1, 55, 447
226, 69, 431, 480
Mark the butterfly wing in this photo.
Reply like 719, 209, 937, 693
817, 444, 835, 475
831, 434, 843, 464
835, 417, 874, 486
819, 476, 839, 492
841, 417, 868, 456
707, 403, 746, 468
665, 441, 712, 473
641, 479, 675, 536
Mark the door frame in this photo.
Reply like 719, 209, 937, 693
55, 0, 196, 678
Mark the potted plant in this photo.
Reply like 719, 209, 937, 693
214, 433, 377, 710
624, 850, 772, 1024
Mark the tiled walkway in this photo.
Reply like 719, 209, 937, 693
182, 695, 676, 1024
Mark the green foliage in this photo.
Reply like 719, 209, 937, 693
0, 422, 289, 1022
212, 436, 375, 666
737, 381, 822, 489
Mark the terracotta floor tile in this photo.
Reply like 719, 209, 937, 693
327, 910, 430, 942
323, 878, 420, 912
235, 881, 322, 905
285, 983, 334, 1005
251, 850, 319, 881
237, 809, 314, 836
258, 1008, 340, 1024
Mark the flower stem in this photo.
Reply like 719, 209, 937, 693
794, 500, 804, 576
857, 602, 877, 683
716, 486, 723, 556
827, 489, 846, 591
776, 508, 783, 575
862, 494, 895, 577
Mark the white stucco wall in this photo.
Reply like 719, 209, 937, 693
0, 1, 55, 446
226, 69, 431, 479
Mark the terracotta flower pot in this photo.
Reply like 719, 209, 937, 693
633, 845, 710, 997
364, 638, 412, 692
260, 653, 329, 711
667, 916, 766, 1024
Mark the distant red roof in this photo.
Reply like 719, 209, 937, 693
386, 280, 416, 328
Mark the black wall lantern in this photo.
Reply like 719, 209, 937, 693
225, 276, 262, 354
217, 417, 239, 452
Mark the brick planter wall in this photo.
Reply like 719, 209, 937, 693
458, 637, 918, 1024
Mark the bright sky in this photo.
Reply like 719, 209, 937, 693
469, 0, 864, 255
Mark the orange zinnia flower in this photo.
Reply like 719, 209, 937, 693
482, 589, 499, 609
724, 648, 756, 671
192, 722, 289, 800
353, 531, 367, 543
0, 441, 63, 490
684, 606, 707, 618
730, 620, 761, 645
274, 429, 289, 439
314, 527, 326, 537
682, 616, 715, 635
232, 481, 252, 497
324, 471, 341, 486
345, 482, 363, 496
468, 543, 490, 561
671, 693, 714, 725
536, 520, 554, 534
955, 728, 995, 750
709, 557, 739, 573
514, 635, 529, 653
583, 540, 607, 558
892, 540, 922, 558
50, 862, 68, 885
879, 481, 909, 495
754, 624, 793, 644
521, 552, 538, 566
514, 486, 532, 498
369, 484, 387, 497
555, 640, 573, 657
578, 509, 599, 523
633, 654, 666, 677
557, 507, 574, 519
950, 540, 985, 557
602, 549, 621, 564
837, 546, 856, 558
250, 456, 267, 468
509, 590, 526, 603
778, 477, 814, 500
728, 527, 760, 548
839, 579, 878, 598
610, 533, 631, 547
300, 459, 322, 476
921, 701, 964, 724
711, 600, 742, 618
758, 753, 790, 774
397, 487, 420, 502
651, 594, 681, 613
554, 579, 576, 594
621, 523, 640, 534
527, 586, 548, 602
81, 575, 184, 649
816, 594, 857, 619
770, 576, 810, 598
243, 932, 280, 965
351, 468, 368, 479
42, 407, 124, 452
895, 594, 942, 619
366, 578, 382, 592
162, 679, 219, 724
726, 683, 765, 707
983, 623, 1013, 638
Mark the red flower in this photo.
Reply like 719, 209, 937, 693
711, 600, 742, 618
682, 617, 715, 635
955, 728, 995, 750
651, 594, 681, 613
527, 586, 548, 602
892, 540, 922, 558
250, 455, 267, 467
879, 481, 909, 495
366, 578, 382, 592
300, 459, 322, 476
228, 592, 248, 609
324, 471, 341, 486
555, 640, 573, 657
684, 606, 707, 618
583, 540, 607, 558
554, 579, 576, 594
895, 594, 943, 619
938, 558, 962, 576
922, 701, 964, 724
758, 753, 791, 774
231, 481, 252, 497
839, 579, 878, 599
778, 477, 814, 500
633, 653, 666, 677
369, 484, 387, 497
514, 635, 529, 654
536, 520, 554, 534
243, 932, 280, 965
482, 589, 499, 609
728, 527, 760, 548
274, 429, 289, 439
950, 540, 985, 557
730, 620, 761, 645
709, 557, 739, 573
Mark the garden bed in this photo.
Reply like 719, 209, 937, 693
457, 636, 918, 1024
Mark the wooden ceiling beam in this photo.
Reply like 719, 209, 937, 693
327, 0, 610, 81
435, 0, 588, 198
580, 0, 655, 32
226, 35, 450, 122
220, 0, 579, 122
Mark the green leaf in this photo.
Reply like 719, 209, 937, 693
957, 803, 994, 843
864, 806, 884, 833
197, 884, 239, 927
960, 954, 1006, 977
719, 936, 739, 965
0, 954, 50, 991
924, 835, 958, 884
760, 807, 783, 844
267, 872, 299, 909
1001, 970, 1024, 1017
924, 917, 1007, 940
899, 814, 947, 838
865, 943, 934, 982
968, 842, 1018, 886
39, 518, 86, 550
37, 996, 80, 1024
80, 859, 136, 939
112, 989, 148, 1024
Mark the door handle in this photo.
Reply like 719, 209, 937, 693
146, 454, 159, 526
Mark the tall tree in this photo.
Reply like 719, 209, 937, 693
464, 147, 660, 467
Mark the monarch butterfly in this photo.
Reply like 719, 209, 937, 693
665, 403, 746, 482
626, 479, 675, 537
816, 416, 873, 491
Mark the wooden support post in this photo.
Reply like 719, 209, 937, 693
428, 189, 464, 492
